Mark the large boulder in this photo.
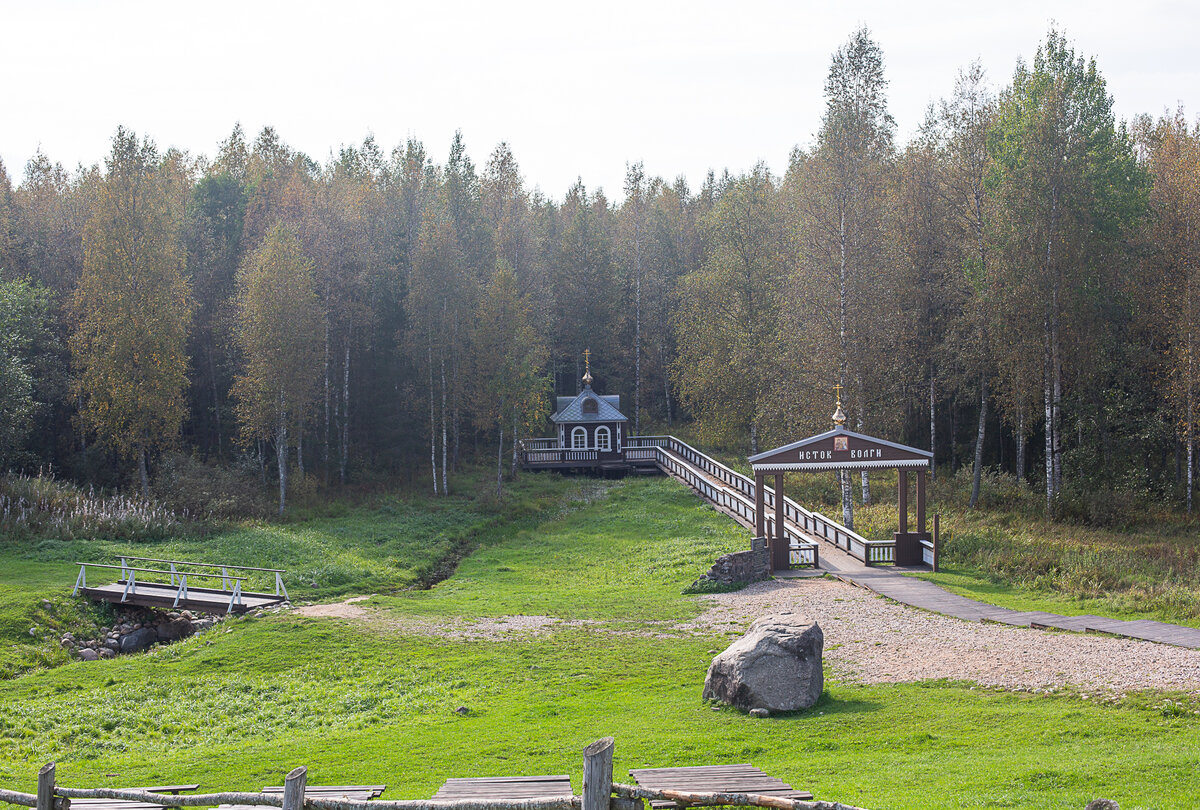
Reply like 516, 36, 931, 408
156, 618, 195, 642
119, 627, 158, 654
702, 612, 823, 713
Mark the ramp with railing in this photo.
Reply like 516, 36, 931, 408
521, 434, 896, 568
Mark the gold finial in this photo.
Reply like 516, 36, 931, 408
582, 348, 593, 386
832, 383, 846, 427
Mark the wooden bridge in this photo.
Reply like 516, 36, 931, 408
521, 435, 910, 570
73, 556, 289, 614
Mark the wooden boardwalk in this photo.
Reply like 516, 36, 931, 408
433, 776, 572, 800
628, 765, 812, 807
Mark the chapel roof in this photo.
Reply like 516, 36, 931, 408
551, 387, 627, 423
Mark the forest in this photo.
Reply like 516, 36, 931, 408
1, 26, 1198, 522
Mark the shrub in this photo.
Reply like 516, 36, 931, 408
152, 453, 272, 520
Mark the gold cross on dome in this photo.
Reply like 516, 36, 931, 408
833, 382, 843, 404
584, 348, 591, 374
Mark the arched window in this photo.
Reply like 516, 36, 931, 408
595, 426, 611, 452
582, 397, 599, 416
571, 427, 588, 449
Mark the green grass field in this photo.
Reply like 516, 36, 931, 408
1, 473, 1198, 809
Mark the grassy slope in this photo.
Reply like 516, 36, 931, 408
0, 472, 576, 676
0, 476, 1197, 809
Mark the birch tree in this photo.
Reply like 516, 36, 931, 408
793, 27, 895, 527
1141, 109, 1200, 511
673, 164, 783, 452
472, 263, 548, 496
232, 223, 324, 514
988, 29, 1146, 509
71, 128, 192, 497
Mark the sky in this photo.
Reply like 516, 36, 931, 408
2, 0, 1197, 201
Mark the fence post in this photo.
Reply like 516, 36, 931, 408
582, 737, 614, 810
282, 766, 307, 810
37, 763, 55, 810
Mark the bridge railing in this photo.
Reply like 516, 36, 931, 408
73, 562, 251, 611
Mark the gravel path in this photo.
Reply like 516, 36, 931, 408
686, 578, 1200, 693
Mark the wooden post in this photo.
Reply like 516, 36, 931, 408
898, 470, 908, 535
37, 763, 54, 810
933, 513, 940, 572
917, 468, 927, 535
753, 473, 765, 537
282, 767, 307, 810
582, 737, 615, 810
774, 473, 786, 570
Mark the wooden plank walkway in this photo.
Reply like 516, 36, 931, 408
433, 776, 572, 800
629, 765, 813, 807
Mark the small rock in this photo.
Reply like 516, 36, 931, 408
78, 649, 99, 661
28, 627, 37, 636
253, 611, 264, 619
98, 648, 115, 659
41, 600, 53, 611
749, 708, 770, 718
1085, 801, 1119, 810
454, 706, 470, 715
180, 611, 193, 620
104, 639, 120, 652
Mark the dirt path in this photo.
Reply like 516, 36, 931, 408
295, 579, 1200, 693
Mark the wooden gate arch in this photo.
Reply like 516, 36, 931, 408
748, 425, 934, 570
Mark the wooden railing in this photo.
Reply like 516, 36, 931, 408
519, 445, 599, 465
4, 743, 873, 810
649, 441, 817, 569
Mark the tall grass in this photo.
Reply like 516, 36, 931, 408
0, 472, 186, 542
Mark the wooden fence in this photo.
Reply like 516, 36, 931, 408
0, 741, 871, 810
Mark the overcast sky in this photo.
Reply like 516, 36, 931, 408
3, 0, 1196, 200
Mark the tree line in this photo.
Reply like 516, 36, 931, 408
1, 27, 1197, 521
